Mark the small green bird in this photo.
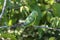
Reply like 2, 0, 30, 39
24, 5, 42, 26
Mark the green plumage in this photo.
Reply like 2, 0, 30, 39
22, 4, 44, 39
24, 10, 37, 26
20, 4, 44, 39
24, 5, 42, 26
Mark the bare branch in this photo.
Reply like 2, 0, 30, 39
0, 24, 60, 31
34, 25, 60, 31
0, 26, 8, 28
0, 0, 7, 19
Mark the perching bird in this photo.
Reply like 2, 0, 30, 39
10, 4, 43, 29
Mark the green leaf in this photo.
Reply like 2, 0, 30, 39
49, 37, 56, 40
53, 3, 60, 17
1, 33, 16, 40
8, 19, 12, 26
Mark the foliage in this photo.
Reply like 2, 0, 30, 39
0, 0, 60, 40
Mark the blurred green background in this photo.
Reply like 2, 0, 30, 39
0, 0, 60, 40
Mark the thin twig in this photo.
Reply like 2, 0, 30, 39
0, 0, 7, 19
0, 26, 8, 28
0, 24, 60, 31
34, 25, 60, 31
